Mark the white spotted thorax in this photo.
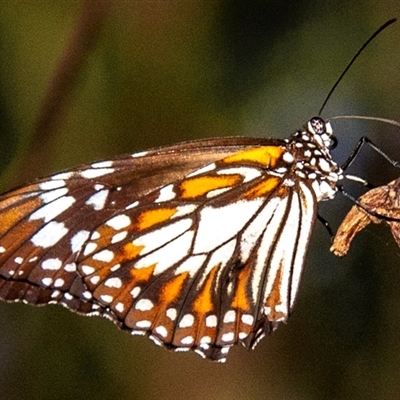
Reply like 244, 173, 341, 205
289, 116, 343, 201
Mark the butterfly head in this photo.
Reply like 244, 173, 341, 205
307, 116, 337, 150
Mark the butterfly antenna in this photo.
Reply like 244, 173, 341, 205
318, 18, 397, 116
330, 115, 400, 129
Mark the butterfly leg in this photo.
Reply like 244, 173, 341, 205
341, 136, 400, 171
317, 214, 334, 240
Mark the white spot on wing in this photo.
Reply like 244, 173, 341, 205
90, 275, 100, 285
82, 291, 92, 299
156, 184, 176, 202
130, 287, 141, 298
39, 188, 68, 203
31, 221, 68, 248
39, 180, 65, 190
221, 332, 234, 342
91, 160, 113, 168
51, 172, 72, 180
174, 254, 206, 277
155, 326, 168, 338
240, 196, 281, 261
63, 263, 76, 272
241, 314, 254, 325
133, 218, 192, 257
81, 265, 95, 275
179, 314, 194, 328
126, 201, 139, 210
135, 299, 154, 311
42, 277, 53, 286
180, 336, 194, 345
200, 336, 211, 345
54, 278, 65, 287
111, 231, 128, 244
217, 166, 262, 182
135, 230, 194, 275
80, 168, 115, 179
100, 294, 113, 303
92, 249, 114, 262
71, 230, 90, 253
136, 320, 151, 328
282, 152, 294, 163
173, 204, 197, 217
206, 187, 231, 198
195, 199, 263, 253
110, 263, 121, 271
85, 189, 109, 210
131, 151, 148, 158
0, 246, 5, 253
187, 163, 216, 177
166, 308, 177, 321
104, 277, 122, 288
206, 315, 217, 328
90, 231, 100, 240
41, 258, 62, 270
106, 215, 131, 230
30, 196, 76, 222
83, 242, 98, 256
223, 310, 236, 323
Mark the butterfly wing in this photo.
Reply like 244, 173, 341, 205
75, 147, 318, 361
0, 137, 278, 312
0, 137, 317, 361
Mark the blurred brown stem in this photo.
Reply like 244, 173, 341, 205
13, 0, 112, 185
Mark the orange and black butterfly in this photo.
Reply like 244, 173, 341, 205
0, 21, 395, 362
0, 119, 341, 362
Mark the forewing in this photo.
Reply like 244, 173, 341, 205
0, 137, 281, 312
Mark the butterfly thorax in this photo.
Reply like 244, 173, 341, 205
286, 117, 343, 201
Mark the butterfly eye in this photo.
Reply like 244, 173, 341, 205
309, 117, 326, 135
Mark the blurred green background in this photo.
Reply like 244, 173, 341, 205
1, 1, 400, 399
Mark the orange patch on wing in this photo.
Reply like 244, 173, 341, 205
231, 264, 251, 312
222, 146, 285, 167
180, 175, 241, 199
123, 242, 144, 259
265, 263, 286, 321
160, 272, 188, 304
193, 265, 219, 314
0, 197, 42, 235
136, 207, 177, 230
97, 243, 144, 268
130, 263, 156, 283
241, 176, 281, 199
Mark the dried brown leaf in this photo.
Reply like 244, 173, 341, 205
331, 178, 400, 256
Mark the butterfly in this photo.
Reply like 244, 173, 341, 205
0, 117, 341, 362
0, 18, 396, 362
